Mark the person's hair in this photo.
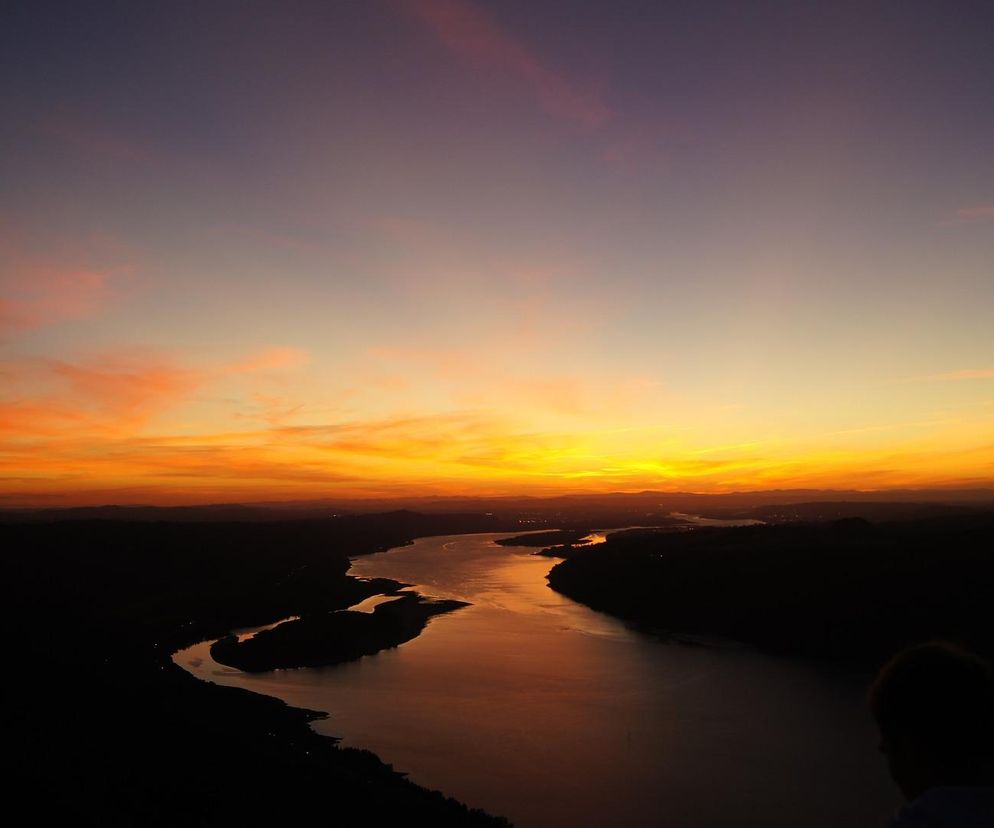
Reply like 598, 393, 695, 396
870, 642, 994, 770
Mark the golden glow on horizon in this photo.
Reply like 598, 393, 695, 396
2, 339, 992, 506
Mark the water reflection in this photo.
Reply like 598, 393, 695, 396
175, 532, 896, 827
575, 531, 607, 546
347, 593, 405, 614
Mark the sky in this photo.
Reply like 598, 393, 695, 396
1, 0, 992, 506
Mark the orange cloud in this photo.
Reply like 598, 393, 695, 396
228, 346, 309, 374
0, 351, 204, 446
1, 343, 311, 444
401, 0, 612, 128
45, 352, 204, 422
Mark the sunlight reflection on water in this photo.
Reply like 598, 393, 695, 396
175, 531, 897, 828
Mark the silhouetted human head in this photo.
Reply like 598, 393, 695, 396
870, 642, 994, 800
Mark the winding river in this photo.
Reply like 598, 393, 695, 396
175, 531, 899, 827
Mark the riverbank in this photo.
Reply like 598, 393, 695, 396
547, 514, 994, 664
5, 514, 514, 825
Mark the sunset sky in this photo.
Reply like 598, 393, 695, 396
2, 0, 992, 505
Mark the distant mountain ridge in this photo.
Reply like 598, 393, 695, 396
3, 487, 993, 523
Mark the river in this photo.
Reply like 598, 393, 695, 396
175, 531, 899, 827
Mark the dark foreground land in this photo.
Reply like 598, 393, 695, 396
8, 498, 994, 824
5, 512, 513, 826
547, 513, 994, 663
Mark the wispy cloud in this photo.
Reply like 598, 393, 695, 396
0, 344, 311, 440
46, 352, 204, 424
228, 346, 309, 374
955, 205, 994, 222
0, 266, 122, 335
907, 367, 994, 382
368, 345, 476, 381
941, 204, 994, 225
0, 228, 135, 337
400, 0, 612, 128
367, 343, 663, 420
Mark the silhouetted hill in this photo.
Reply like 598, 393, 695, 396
5, 487, 993, 523
547, 514, 994, 664
741, 500, 975, 523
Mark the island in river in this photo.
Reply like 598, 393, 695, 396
494, 528, 601, 558
212, 592, 468, 672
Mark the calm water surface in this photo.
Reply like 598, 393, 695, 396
176, 532, 898, 827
